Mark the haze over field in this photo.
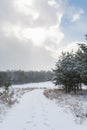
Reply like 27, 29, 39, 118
0, 0, 87, 70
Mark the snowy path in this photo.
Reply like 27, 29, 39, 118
0, 89, 87, 130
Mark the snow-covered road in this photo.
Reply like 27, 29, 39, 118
0, 89, 87, 130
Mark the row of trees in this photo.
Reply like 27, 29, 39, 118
53, 43, 87, 94
0, 70, 53, 87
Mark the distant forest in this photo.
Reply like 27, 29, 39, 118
0, 70, 53, 87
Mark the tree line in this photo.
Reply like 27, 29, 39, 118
0, 70, 53, 87
53, 43, 87, 94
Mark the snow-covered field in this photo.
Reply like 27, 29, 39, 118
0, 82, 87, 130
12, 81, 57, 89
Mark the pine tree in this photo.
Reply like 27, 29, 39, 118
76, 43, 87, 85
53, 51, 81, 93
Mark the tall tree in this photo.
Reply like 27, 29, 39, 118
53, 51, 82, 93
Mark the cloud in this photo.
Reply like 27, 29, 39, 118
0, 0, 64, 70
62, 41, 79, 53
22, 24, 64, 47
71, 9, 84, 22
0, 32, 56, 70
44, 41, 79, 59
22, 27, 47, 46
1, 0, 64, 50
0, 0, 86, 70
48, 0, 58, 8
14, 0, 39, 20
1, 23, 64, 47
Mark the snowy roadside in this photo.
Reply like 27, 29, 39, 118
44, 88, 87, 124
0, 87, 35, 123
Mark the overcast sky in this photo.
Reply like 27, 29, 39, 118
0, 0, 87, 71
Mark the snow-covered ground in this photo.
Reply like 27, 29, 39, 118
0, 89, 87, 130
12, 81, 57, 89
0, 82, 87, 130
